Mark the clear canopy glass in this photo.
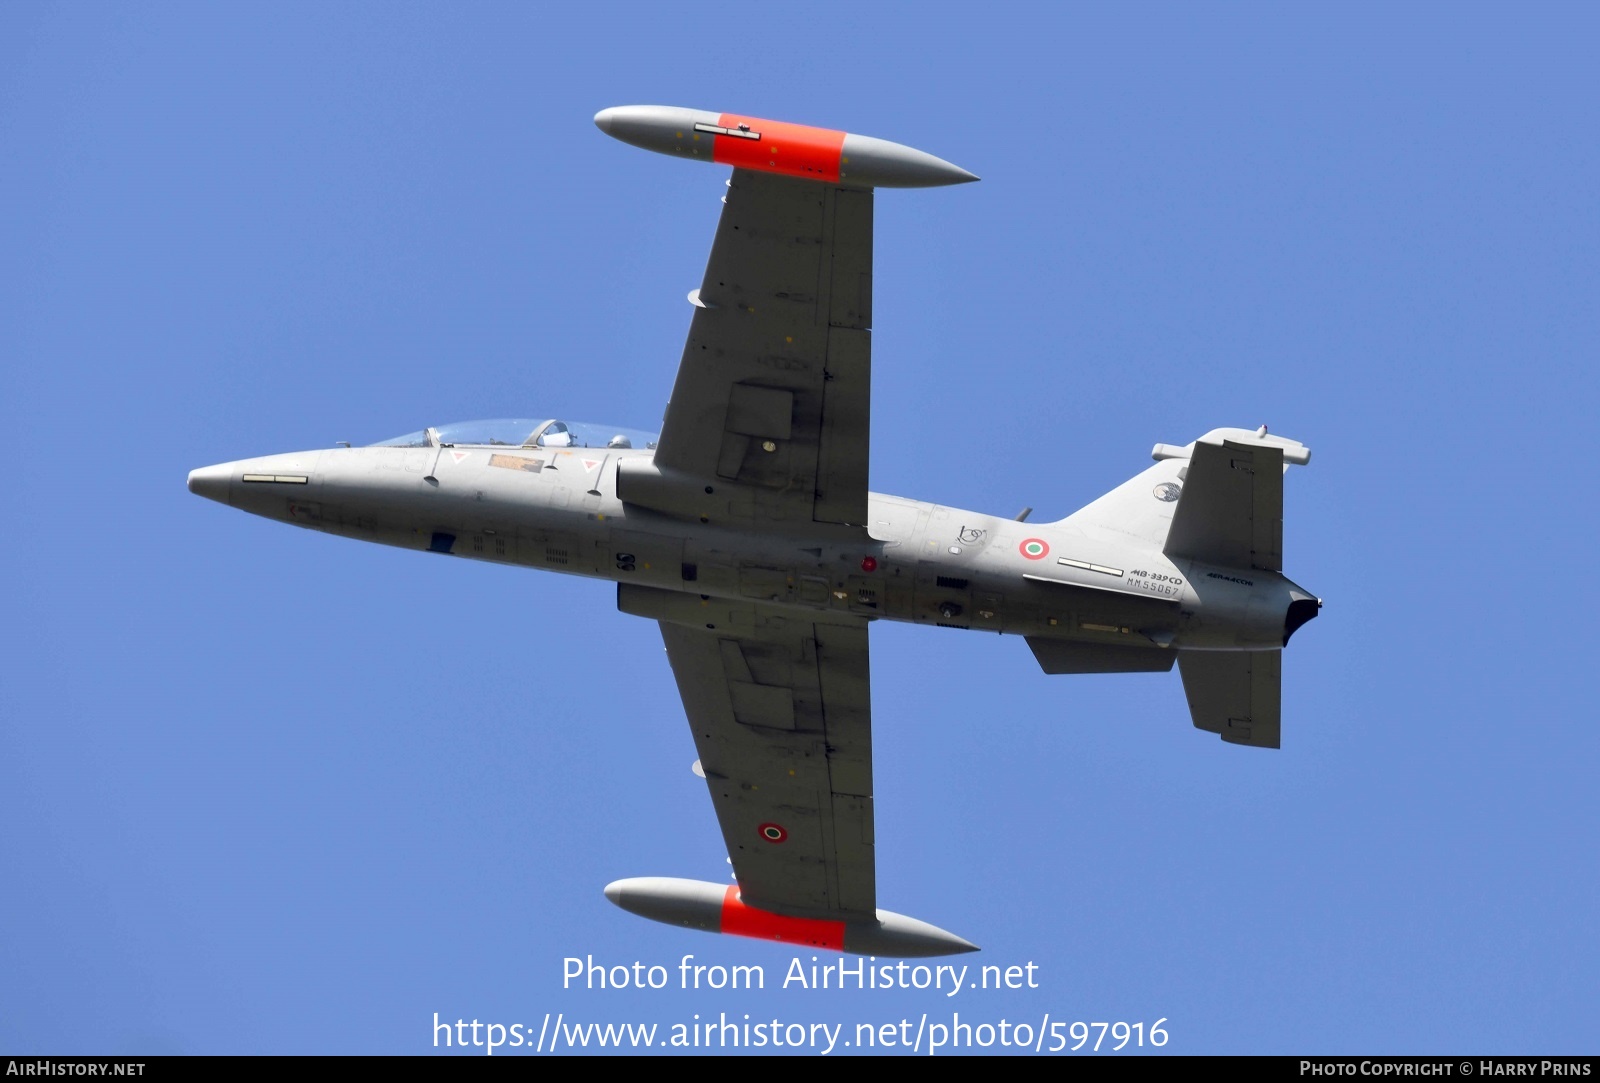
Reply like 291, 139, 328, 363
370, 418, 659, 451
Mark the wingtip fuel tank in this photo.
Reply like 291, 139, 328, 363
604, 877, 979, 958
593, 105, 978, 188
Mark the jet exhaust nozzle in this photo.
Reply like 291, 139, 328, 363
1284, 592, 1320, 646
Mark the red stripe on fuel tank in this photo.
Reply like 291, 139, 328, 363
720, 885, 846, 950
713, 113, 845, 183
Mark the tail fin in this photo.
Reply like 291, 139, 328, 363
1061, 428, 1308, 561
1177, 649, 1281, 748
1058, 458, 1188, 547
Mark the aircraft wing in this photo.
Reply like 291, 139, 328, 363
652, 169, 873, 530
656, 601, 876, 918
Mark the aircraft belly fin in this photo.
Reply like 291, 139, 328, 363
1177, 649, 1282, 749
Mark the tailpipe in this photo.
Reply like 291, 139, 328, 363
1284, 591, 1321, 646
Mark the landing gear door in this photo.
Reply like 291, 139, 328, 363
916, 560, 974, 627
845, 575, 881, 614
610, 529, 685, 590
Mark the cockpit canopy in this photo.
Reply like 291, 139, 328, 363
370, 418, 659, 451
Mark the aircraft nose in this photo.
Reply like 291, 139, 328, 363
187, 463, 233, 505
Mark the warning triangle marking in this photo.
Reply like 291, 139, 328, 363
582, 459, 602, 472
450, 450, 470, 463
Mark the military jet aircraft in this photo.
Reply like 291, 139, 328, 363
188, 105, 1319, 958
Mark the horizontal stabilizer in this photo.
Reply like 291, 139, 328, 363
605, 877, 978, 958
1027, 638, 1175, 675
1177, 650, 1282, 749
1164, 433, 1292, 571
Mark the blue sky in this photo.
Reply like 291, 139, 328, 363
3, 1, 1596, 1055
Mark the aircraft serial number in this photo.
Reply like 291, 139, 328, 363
1127, 570, 1183, 597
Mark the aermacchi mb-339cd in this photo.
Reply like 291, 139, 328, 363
189, 105, 1321, 957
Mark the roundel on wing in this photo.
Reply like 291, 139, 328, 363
758, 823, 788, 844
1018, 538, 1050, 560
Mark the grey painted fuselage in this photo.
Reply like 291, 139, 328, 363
186, 105, 1323, 956
188, 440, 1305, 654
